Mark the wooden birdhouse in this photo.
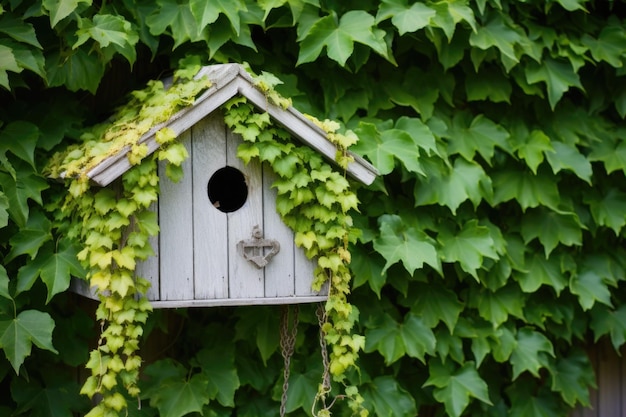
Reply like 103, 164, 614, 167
69, 63, 377, 308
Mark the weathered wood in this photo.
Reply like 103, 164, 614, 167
263, 167, 296, 297
158, 130, 194, 300
598, 342, 621, 417
226, 128, 264, 299
81, 63, 377, 187
148, 295, 327, 308
192, 112, 229, 300
136, 201, 160, 300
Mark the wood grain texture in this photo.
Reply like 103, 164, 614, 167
262, 166, 295, 297
226, 127, 264, 299
158, 130, 194, 300
192, 112, 228, 300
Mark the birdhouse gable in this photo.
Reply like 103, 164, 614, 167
82, 63, 377, 187
66, 63, 376, 308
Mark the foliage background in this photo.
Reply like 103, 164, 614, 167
1, 0, 626, 416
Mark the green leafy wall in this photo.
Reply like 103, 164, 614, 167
1, 0, 626, 416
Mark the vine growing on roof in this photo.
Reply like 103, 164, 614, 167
47, 59, 366, 416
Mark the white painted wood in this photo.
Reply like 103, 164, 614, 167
87, 79, 241, 186
296, 247, 320, 296
192, 112, 228, 300
136, 201, 160, 301
82, 63, 377, 187
226, 129, 264, 299
149, 295, 328, 308
262, 166, 295, 297
158, 130, 194, 300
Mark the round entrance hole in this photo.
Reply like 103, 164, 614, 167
207, 166, 248, 213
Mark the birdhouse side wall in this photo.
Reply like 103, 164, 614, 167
134, 111, 326, 307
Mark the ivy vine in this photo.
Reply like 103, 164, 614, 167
48, 60, 367, 416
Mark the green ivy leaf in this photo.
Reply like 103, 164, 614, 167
0, 13, 42, 49
0, 43, 20, 89
362, 376, 417, 417
415, 158, 492, 214
146, 0, 199, 47
0, 265, 10, 300
0, 191, 8, 228
11, 373, 87, 417
424, 360, 492, 417
195, 348, 240, 407
465, 66, 513, 103
373, 214, 441, 275
586, 188, 626, 234
581, 24, 626, 67
510, 328, 554, 379
438, 220, 499, 279
515, 130, 554, 174
525, 57, 583, 109
352, 122, 426, 175
570, 264, 613, 312
46, 47, 105, 94
521, 208, 583, 258
40, 239, 86, 303
6, 209, 52, 262
544, 141, 592, 183
376, 0, 436, 36
0, 169, 48, 228
408, 282, 463, 333
588, 137, 626, 176
42, 0, 91, 27
350, 246, 386, 297
283, 364, 319, 414
492, 169, 560, 212
590, 305, 626, 350
0, 309, 58, 373
549, 349, 593, 407
471, 284, 525, 327
190, 0, 244, 35
365, 312, 436, 365
446, 112, 511, 164
469, 12, 526, 66
508, 384, 561, 417
429, 0, 476, 41
297, 10, 391, 66
74, 14, 139, 64
514, 253, 567, 295
143, 361, 210, 417
0, 121, 39, 169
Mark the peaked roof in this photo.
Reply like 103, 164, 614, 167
83, 63, 377, 186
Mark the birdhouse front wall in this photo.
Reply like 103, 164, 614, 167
134, 111, 326, 308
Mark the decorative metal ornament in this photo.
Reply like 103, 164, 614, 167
237, 225, 280, 268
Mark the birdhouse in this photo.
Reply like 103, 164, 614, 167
69, 63, 377, 308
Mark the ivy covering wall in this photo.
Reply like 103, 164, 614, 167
1, 0, 626, 416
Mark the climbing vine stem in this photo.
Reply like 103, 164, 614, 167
48, 59, 366, 416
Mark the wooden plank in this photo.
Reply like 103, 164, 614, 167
226, 129, 264, 299
621, 344, 626, 417
262, 166, 295, 297
136, 201, 160, 301
158, 130, 194, 300
598, 341, 621, 417
149, 295, 327, 308
192, 112, 228, 300
295, 249, 320, 296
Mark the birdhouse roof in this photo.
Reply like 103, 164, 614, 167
65, 63, 377, 187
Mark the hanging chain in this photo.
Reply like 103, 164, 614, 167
316, 303, 331, 393
280, 305, 299, 417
